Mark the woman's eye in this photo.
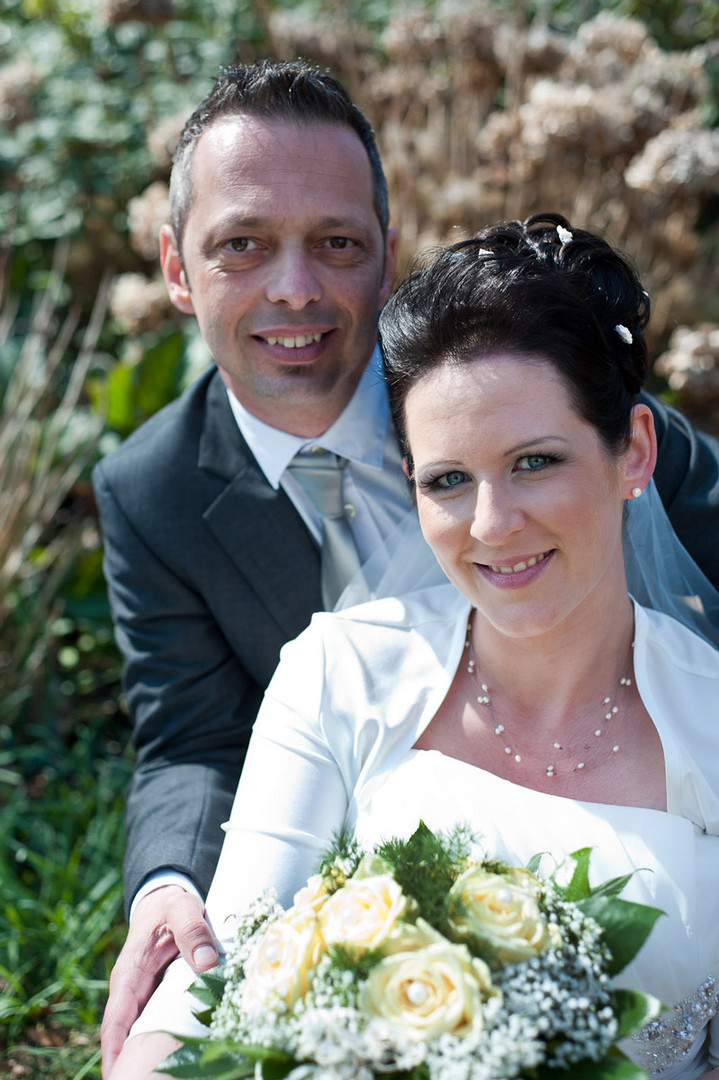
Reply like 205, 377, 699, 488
435, 470, 469, 489
515, 454, 555, 472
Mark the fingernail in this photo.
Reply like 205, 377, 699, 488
193, 945, 218, 968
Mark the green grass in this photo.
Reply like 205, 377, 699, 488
0, 710, 131, 1079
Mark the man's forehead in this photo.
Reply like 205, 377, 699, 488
195, 113, 366, 163
186, 114, 380, 231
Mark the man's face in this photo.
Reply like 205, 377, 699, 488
161, 115, 397, 437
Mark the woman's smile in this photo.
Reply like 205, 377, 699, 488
477, 550, 555, 589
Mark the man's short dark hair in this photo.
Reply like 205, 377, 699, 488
170, 59, 389, 250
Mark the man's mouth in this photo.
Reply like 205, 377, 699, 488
262, 333, 323, 348
486, 551, 551, 575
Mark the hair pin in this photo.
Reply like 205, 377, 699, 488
615, 324, 633, 344
556, 225, 573, 245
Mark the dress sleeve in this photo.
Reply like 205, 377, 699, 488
128, 617, 350, 1040
205, 617, 351, 945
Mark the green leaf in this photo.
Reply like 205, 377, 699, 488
587, 872, 637, 898
525, 852, 545, 875
134, 331, 185, 417
156, 1042, 210, 1077
552, 847, 593, 900
535, 1045, 651, 1080
157, 1037, 258, 1080
188, 969, 228, 1010
577, 895, 664, 975
611, 987, 663, 1039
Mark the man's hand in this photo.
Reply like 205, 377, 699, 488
101, 885, 219, 1078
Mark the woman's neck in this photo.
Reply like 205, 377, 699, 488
468, 587, 636, 735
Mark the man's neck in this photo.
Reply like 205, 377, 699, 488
218, 359, 371, 438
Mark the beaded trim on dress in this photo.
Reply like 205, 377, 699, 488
631, 976, 718, 1073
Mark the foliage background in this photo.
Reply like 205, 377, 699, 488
1, 0, 718, 1076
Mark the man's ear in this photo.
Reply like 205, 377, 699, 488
401, 455, 410, 479
160, 225, 194, 314
378, 226, 399, 310
622, 403, 657, 500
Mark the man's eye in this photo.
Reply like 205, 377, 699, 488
325, 237, 354, 250
227, 238, 257, 252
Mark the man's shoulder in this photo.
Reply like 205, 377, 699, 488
91, 365, 240, 522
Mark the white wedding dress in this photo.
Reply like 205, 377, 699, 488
131, 584, 719, 1078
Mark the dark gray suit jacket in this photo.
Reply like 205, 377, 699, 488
92, 365, 719, 907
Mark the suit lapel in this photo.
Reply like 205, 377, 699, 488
198, 371, 323, 639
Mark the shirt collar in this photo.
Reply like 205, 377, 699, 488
225, 345, 391, 490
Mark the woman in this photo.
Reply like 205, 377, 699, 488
112, 215, 719, 1079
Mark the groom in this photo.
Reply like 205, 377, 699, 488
94, 59, 719, 1074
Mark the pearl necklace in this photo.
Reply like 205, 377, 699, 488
464, 621, 633, 778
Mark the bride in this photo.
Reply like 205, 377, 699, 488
111, 214, 719, 1079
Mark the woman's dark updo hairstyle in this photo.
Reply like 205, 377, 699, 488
379, 212, 650, 466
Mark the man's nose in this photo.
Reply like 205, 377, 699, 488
266, 247, 322, 309
469, 481, 524, 545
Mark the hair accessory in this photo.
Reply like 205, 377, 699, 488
556, 225, 573, 245
615, 324, 633, 344
477, 248, 493, 256
632, 487, 643, 499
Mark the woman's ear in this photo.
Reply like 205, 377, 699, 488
622, 403, 657, 500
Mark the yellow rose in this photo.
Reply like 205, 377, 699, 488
383, 916, 444, 956
448, 865, 559, 962
353, 853, 393, 879
319, 874, 407, 955
359, 940, 495, 1040
243, 908, 325, 1011
292, 874, 328, 913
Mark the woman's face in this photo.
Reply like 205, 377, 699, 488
404, 354, 633, 641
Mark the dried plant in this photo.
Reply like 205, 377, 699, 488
267, 5, 718, 424
0, 240, 109, 719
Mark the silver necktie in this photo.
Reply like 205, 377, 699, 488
288, 448, 362, 609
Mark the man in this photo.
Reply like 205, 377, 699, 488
94, 59, 719, 1075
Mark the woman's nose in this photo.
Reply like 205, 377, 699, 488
469, 482, 524, 545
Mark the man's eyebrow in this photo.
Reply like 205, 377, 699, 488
209, 212, 372, 235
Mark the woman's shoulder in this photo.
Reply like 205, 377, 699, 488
329, 582, 469, 631
273, 583, 469, 693
634, 600, 719, 680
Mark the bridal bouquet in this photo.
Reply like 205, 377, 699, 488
159, 823, 662, 1080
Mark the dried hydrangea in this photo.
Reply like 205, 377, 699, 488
109, 273, 171, 335
127, 182, 170, 262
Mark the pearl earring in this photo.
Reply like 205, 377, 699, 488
632, 487, 642, 498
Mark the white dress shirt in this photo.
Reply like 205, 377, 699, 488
226, 345, 414, 563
